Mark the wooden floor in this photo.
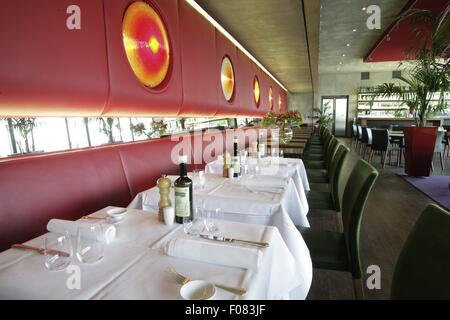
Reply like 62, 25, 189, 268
306, 138, 450, 300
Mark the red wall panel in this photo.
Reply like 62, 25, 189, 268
0, 0, 109, 117
178, 0, 218, 117
102, 0, 182, 117
214, 30, 240, 117
236, 50, 262, 117
258, 71, 271, 115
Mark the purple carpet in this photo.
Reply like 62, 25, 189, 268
401, 175, 450, 211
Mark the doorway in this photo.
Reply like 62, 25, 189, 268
321, 96, 349, 137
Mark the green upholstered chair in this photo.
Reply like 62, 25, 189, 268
304, 137, 339, 170
391, 204, 450, 299
298, 160, 379, 299
307, 144, 349, 185
306, 144, 349, 211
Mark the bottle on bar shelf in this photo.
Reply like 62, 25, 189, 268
232, 138, 241, 178
174, 155, 193, 224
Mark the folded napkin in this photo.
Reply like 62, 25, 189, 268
165, 238, 262, 270
47, 219, 116, 244
239, 175, 288, 189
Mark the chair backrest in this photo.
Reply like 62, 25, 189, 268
366, 128, 373, 145
370, 129, 389, 151
434, 129, 445, 152
352, 124, 357, 138
357, 126, 364, 140
341, 160, 379, 279
325, 137, 339, 169
391, 204, 450, 299
329, 144, 349, 212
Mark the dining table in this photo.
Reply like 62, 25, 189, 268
205, 156, 310, 194
0, 207, 313, 300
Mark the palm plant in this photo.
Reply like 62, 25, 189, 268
3, 118, 37, 153
374, 5, 450, 126
313, 101, 333, 129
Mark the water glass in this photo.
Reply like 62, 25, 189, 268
184, 200, 205, 236
240, 150, 248, 164
44, 232, 73, 271
198, 170, 206, 189
280, 150, 284, 158
205, 208, 223, 235
76, 223, 104, 264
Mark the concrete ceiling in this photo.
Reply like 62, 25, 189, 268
195, 0, 319, 93
319, 0, 409, 74
194, 0, 410, 93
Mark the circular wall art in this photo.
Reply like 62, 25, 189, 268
269, 87, 274, 110
278, 94, 282, 112
221, 56, 235, 102
253, 76, 260, 108
122, 1, 171, 88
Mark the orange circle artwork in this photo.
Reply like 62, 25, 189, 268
122, 1, 170, 88
221, 56, 235, 102
278, 94, 282, 112
253, 76, 260, 108
269, 87, 274, 110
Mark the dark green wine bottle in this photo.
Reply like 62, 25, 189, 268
174, 155, 193, 224
232, 138, 241, 178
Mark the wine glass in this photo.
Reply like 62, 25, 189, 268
76, 223, 104, 264
44, 232, 73, 271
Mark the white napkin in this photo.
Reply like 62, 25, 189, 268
164, 238, 262, 270
47, 219, 116, 244
239, 175, 288, 189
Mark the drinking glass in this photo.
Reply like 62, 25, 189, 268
198, 170, 206, 189
184, 200, 205, 236
205, 208, 223, 235
44, 232, 73, 271
280, 149, 284, 158
240, 150, 248, 164
76, 223, 104, 264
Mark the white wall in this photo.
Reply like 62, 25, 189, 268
289, 70, 403, 135
288, 92, 314, 125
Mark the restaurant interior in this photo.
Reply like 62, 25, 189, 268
0, 0, 449, 301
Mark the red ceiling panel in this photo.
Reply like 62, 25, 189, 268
214, 29, 240, 117
0, 0, 108, 117
102, 0, 182, 117
365, 0, 448, 63
178, 0, 218, 117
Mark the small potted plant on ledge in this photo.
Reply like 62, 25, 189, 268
374, 6, 449, 176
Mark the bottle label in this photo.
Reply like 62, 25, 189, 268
175, 187, 190, 217
232, 156, 240, 174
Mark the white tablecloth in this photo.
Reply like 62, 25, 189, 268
206, 156, 310, 193
0, 207, 312, 300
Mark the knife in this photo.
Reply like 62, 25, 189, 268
11, 244, 71, 257
199, 234, 269, 248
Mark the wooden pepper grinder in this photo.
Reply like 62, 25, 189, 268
222, 151, 230, 178
157, 174, 172, 222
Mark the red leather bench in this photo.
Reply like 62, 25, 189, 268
0, 128, 261, 252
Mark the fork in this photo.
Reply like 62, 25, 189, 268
166, 267, 247, 297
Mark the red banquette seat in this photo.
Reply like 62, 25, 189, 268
0, 128, 259, 252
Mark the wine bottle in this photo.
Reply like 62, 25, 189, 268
174, 155, 193, 224
232, 138, 241, 178
258, 132, 265, 158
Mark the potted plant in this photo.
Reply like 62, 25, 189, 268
262, 110, 304, 144
313, 101, 333, 132
374, 6, 449, 176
